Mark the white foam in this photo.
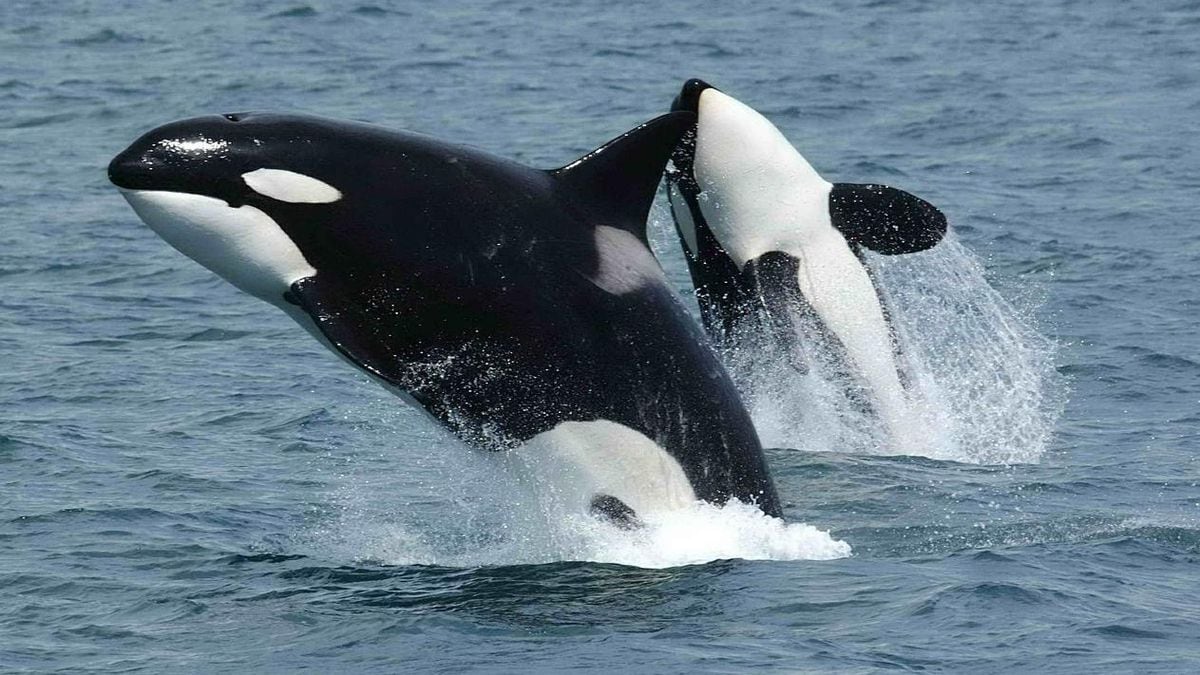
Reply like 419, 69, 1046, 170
307, 493, 850, 569
728, 235, 1063, 464
298, 402, 850, 569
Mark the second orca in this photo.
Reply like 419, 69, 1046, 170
665, 79, 947, 450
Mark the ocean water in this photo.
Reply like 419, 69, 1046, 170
2, 0, 1199, 672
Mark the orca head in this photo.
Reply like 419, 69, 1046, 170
669, 81, 948, 265
664, 79, 949, 341
109, 113, 355, 306
665, 79, 816, 343
668, 78, 830, 272
678, 81, 837, 271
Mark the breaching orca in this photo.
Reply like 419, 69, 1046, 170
108, 110, 782, 521
664, 79, 947, 449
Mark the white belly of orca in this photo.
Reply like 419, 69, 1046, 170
791, 228, 913, 442
509, 420, 698, 518
690, 88, 916, 449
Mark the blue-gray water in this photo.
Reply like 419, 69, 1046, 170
3, 0, 1199, 672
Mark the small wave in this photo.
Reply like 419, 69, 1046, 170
1065, 136, 1114, 151
268, 5, 318, 19
9, 506, 179, 525
1085, 624, 1170, 640
61, 624, 149, 641
0, 433, 47, 454
352, 5, 407, 17
5, 112, 78, 129
593, 48, 640, 58
183, 327, 254, 342
910, 580, 1069, 617
61, 28, 145, 47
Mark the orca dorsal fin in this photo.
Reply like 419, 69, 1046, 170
829, 183, 948, 255
550, 111, 696, 241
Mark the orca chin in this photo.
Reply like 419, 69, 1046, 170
110, 107, 784, 520
664, 79, 948, 449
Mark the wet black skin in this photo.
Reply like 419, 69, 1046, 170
109, 111, 783, 517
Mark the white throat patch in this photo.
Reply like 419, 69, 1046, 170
121, 189, 316, 304
691, 88, 834, 269
242, 168, 342, 204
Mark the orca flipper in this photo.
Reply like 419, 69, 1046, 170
550, 111, 696, 242
285, 276, 410, 389
589, 494, 643, 529
829, 183, 947, 255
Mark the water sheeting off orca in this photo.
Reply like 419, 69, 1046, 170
109, 109, 782, 519
665, 79, 947, 449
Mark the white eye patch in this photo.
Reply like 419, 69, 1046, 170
242, 168, 342, 204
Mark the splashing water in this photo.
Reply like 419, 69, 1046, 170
301, 423, 850, 569
646, 198, 1063, 465
718, 234, 1063, 465
878, 236, 1064, 463
309, 493, 850, 569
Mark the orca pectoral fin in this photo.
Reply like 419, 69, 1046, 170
829, 183, 948, 255
285, 276, 410, 390
589, 494, 643, 530
550, 111, 696, 242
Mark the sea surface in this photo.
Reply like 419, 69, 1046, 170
2, 0, 1199, 672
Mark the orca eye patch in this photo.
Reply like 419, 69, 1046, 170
242, 168, 342, 204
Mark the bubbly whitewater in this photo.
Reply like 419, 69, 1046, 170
312, 494, 851, 569
726, 234, 1063, 464
301, 388, 853, 569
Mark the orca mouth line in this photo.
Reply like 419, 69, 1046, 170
109, 181, 243, 211
107, 155, 256, 209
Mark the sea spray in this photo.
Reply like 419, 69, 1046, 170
647, 194, 1064, 465
871, 235, 1064, 464
308, 481, 850, 568
303, 421, 850, 569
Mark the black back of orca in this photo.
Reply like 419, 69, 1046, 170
110, 111, 782, 516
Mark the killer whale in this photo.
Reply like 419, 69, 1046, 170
108, 110, 782, 520
664, 79, 947, 448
